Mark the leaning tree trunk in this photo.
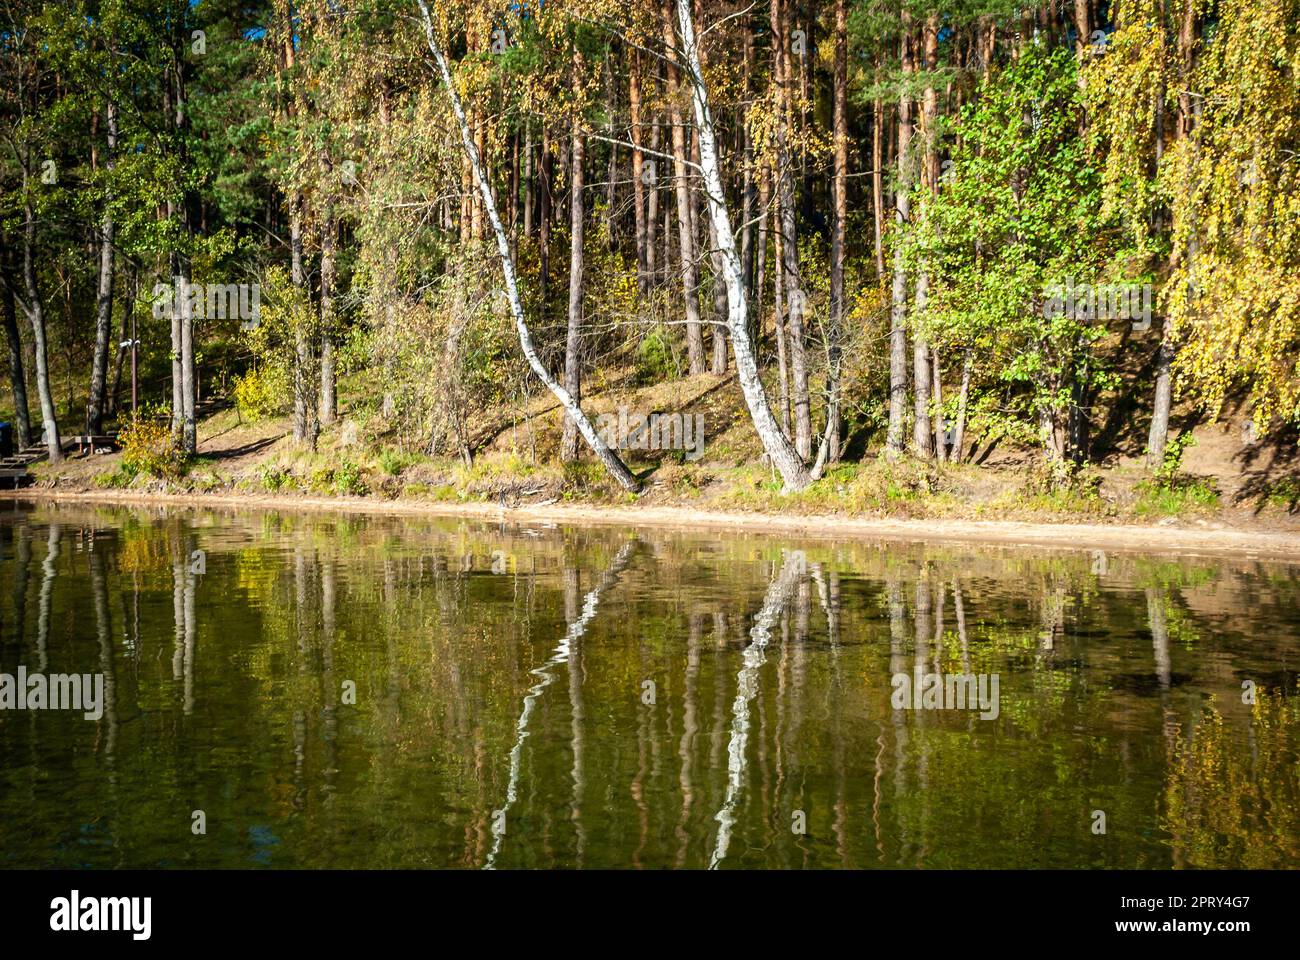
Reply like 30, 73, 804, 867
673, 0, 811, 491
417, 1, 639, 493
952, 350, 971, 463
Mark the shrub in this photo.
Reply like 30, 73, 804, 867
378, 447, 423, 476
635, 326, 678, 384
1135, 477, 1220, 517
334, 459, 369, 496
119, 409, 186, 480
233, 367, 286, 422
259, 464, 294, 492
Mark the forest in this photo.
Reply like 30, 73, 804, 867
0, 0, 1296, 507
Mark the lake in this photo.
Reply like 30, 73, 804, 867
1, 499, 1296, 869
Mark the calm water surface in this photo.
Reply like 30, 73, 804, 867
0, 500, 1297, 869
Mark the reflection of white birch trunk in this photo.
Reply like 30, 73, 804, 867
416, 2, 638, 492
672, 0, 811, 492
37, 523, 59, 672
485, 540, 637, 869
710, 552, 802, 868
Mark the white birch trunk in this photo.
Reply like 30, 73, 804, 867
673, 0, 811, 491
417, 2, 638, 493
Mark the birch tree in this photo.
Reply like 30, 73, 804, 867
671, 0, 811, 491
416, 0, 640, 493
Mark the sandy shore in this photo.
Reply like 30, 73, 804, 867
4, 486, 1299, 562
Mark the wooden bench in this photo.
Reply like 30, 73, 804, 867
69, 435, 119, 456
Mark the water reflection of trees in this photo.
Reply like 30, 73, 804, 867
0, 503, 1297, 869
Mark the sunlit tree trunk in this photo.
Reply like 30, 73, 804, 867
771, 0, 811, 458
824, 0, 848, 465
660, 0, 706, 374
561, 101, 586, 462
886, 24, 915, 458
629, 51, 650, 295
672, 0, 810, 491
22, 223, 61, 461
417, 1, 639, 492
87, 99, 116, 435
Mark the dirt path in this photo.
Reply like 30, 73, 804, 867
5, 487, 1299, 562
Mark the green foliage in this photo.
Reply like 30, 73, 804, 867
333, 459, 369, 496
1135, 476, 1220, 516
916, 45, 1114, 465
378, 447, 424, 476
1153, 432, 1197, 485
259, 464, 295, 493
635, 326, 679, 384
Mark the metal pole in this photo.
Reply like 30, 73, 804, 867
131, 306, 138, 413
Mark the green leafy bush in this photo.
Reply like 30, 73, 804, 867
333, 459, 369, 496
260, 464, 294, 492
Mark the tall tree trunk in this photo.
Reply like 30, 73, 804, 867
872, 94, 886, 279
672, 0, 811, 491
171, 56, 196, 455
1149, 0, 1198, 468
87, 100, 117, 435
1, 235, 32, 448
886, 25, 915, 458
319, 205, 337, 426
754, 162, 770, 350
690, 4, 729, 376
661, 0, 706, 374
630, 51, 650, 295
647, 119, 660, 283
911, 16, 938, 460
290, 193, 317, 448
825, 0, 848, 465
418, 1, 639, 492
931, 347, 946, 462
739, 17, 756, 310
562, 106, 586, 462
952, 351, 971, 463
912, 270, 932, 457
540, 124, 553, 306
20, 200, 61, 462
772, 0, 811, 459
523, 121, 534, 239
773, 210, 791, 433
